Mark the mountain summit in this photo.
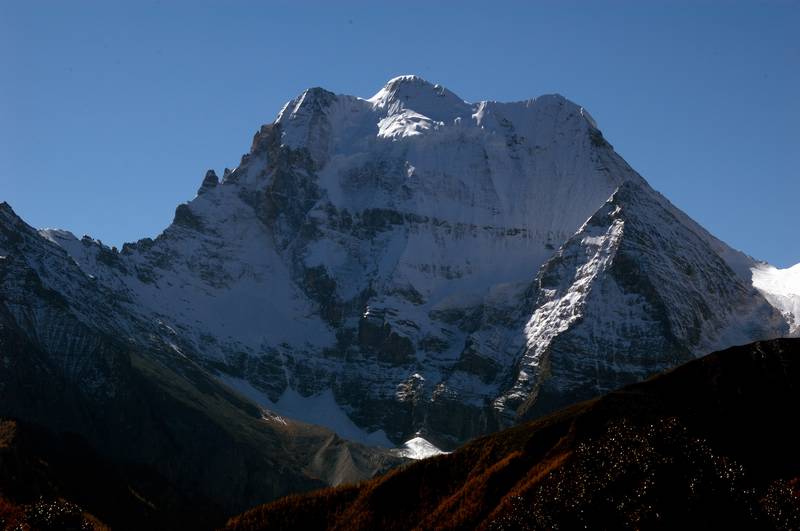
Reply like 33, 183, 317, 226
367, 75, 473, 124
5, 77, 791, 452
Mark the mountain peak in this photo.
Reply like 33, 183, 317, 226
371, 74, 442, 98
198, 169, 219, 195
0, 201, 24, 227
0, 201, 15, 215
275, 86, 337, 124
368, 75, 470, 120
387, 74, 430, 84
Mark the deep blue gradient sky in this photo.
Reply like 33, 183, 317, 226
2, 1, 798, 266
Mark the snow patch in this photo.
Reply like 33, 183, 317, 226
395, 436, 448, 460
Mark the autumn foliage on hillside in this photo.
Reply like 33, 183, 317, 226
226, 338, 800, 530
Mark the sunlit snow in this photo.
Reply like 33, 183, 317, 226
395, 436, 448, 460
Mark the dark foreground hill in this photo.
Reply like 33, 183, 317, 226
0, 417, 219, 530
225, 338, 800, 531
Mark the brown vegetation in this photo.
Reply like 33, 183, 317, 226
225, 338, 800, 530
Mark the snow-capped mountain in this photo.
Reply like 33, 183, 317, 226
10, 75, 792, 450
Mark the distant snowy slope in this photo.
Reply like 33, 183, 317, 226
217, 373, 394, 447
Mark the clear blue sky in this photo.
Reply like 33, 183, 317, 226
1, 1, 798, 266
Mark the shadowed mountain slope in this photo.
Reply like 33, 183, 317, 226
0, 202, 401, 526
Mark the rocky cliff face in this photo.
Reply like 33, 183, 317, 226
15, 75, 791, 450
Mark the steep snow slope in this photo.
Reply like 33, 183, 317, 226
34, 76, 789, 448
752, 263, 800, 334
